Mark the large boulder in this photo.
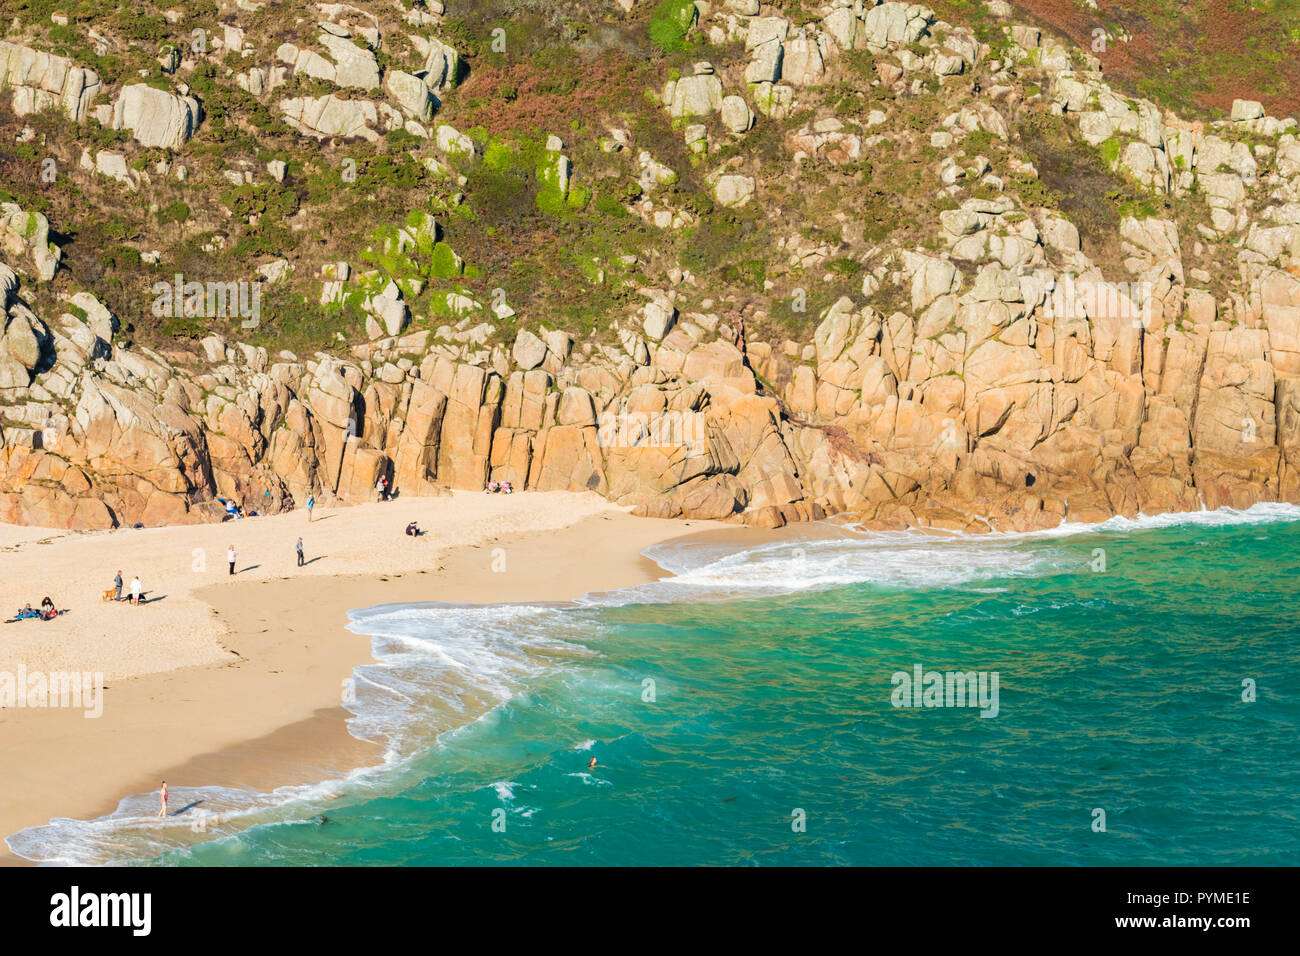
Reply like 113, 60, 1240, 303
720, 95, 755, 133
280, 94, 379, 141
112, 84, 202, 149
0, 41, 101, 121
1, 204, 61, 281
713, 174, 755, 207
512, 329, 549, 370
2, 310, 43, 371
317, 33, 381, 89
385, 70, 437, 121
863, 2, 933, 50
669, 73, 722, 118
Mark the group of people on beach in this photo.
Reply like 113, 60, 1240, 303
485, 480, 514, 494
221, 499, 266, 520
11, 596, 59, 621
112, 570, 145, 604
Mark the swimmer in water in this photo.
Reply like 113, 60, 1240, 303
588, 756, 597, 769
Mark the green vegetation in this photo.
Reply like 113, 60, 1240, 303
1098, 136, 1122, 167
156, 201, 190, 226
648, 0, 699, 54
0, 0, 1279, 362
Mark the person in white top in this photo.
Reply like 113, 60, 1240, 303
227, 545, 237, 575
130, 576, 142, 605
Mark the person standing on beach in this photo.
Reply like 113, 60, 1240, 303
113, 570, 123, 602
157, 781, 168, 818
227, 544, 237, 575
130, 575, 142, 605
296, 537, 304, 567
306, 494, 315, 522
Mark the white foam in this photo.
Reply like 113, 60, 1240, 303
608, 501, 1300, 606
5, 761, 395, 866
493, 781, 517, 801
1035, 501, 1300, 537
566, 772, 612, 787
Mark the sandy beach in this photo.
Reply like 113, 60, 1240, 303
0, 491, 731, 862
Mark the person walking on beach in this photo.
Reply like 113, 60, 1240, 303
227, 544, 237, 575
130, 575, 142, 605
296, 537, 304, 567
306, 494, 315, 522
157, 781, 168, 818
113, 570, 123, 602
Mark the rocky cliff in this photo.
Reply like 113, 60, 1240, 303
2, 1, 1299, 532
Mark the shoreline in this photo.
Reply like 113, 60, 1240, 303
0, 493, 736, 863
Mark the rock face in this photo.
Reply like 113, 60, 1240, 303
720, 95, 755, 133
713, 174, 756, 207
4, 238, 1300, 531
0, 41, 101, 121
385, 70, 437, 121
280, 94, 379, 141
1, 205, 61, 282
418, 36, 460, 92
3, 3, 1300, 537
668, 71, 722, 118
111, 85, 202, 149
278, 34, 381, 89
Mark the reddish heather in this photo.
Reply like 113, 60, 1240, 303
1013, 0, 1300, 119
438, 50, 650, 139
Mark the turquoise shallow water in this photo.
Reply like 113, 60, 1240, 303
10, 506, 1300, 865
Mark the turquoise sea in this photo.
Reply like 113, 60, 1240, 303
10, 505, 1300, 866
